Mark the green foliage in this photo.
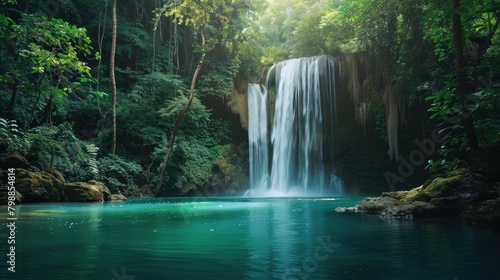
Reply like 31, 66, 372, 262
427, 159, 459, 174
198, 55, 239, 97
472, 86, 500, 147
0, 118, 30, 154
159, 94, 210, 128
425, 75, 460, 121
1, 0, 250, 198
291, 11, 328, 57
320, 10, 359, 52
116, 17, 151, 59
1, 12, 100, 129
422, 7, 453, 62
25, 123, 98, 181
152, 111, 230, 189
10, 14, 95, 82
151, 133, 222, 189
97, 154, 142, 191
255, 0, 330, 62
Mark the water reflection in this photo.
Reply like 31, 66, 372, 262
246, 199, 337, 280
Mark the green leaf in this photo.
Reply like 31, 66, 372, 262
430, 112, 440, 119
443, 92, 453, 100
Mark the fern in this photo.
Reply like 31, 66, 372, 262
0, 118, 30, 154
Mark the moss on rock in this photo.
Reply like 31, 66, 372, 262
15, 169, 65, 203
381, 186, 426, 203
87, 180, 111, 201
346, 168, 498, 226
355, 196, 401, 213
110, 193, 127, 201
64, 180, 111, 202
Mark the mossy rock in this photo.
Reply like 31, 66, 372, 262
64, 180, 110, 202
15, 169, 64, 203
87, 180, 111, 201
403, 186, 428, 202
110, 193, 127, 201
421, 169, 488, 200
422, 174, 463, 197
50, 170, 66, 184
381, 190, 410, 201
381, 186, 426, 203
355, 197, 401, 213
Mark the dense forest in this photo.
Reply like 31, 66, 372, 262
1, 0, 499, 198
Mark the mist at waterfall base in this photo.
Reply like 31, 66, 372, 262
247, 56, 343, 197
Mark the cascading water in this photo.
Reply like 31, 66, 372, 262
247, 84, 269, 195
247, 55, 343, 197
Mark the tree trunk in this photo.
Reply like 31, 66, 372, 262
155, 52, 207, 193
451, 0, 479, 150
110, 0, 117, 154
7, 81, 19, 118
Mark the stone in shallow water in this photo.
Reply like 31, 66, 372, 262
334, 206, 358, 213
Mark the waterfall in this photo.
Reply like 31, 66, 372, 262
247, 84, 269, 195
247, 55, 343, 197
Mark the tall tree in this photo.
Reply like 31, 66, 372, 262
451, 0, 479, 150
155, 0, 248, 193
110, 0, 117, 154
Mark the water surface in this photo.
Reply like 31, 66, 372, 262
1, 196, 499, 279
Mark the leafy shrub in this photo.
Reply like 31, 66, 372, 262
97, 154, 143, 192
0, 118, 30, 154
25, 123, 97, 181
152, 135, 222, 189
